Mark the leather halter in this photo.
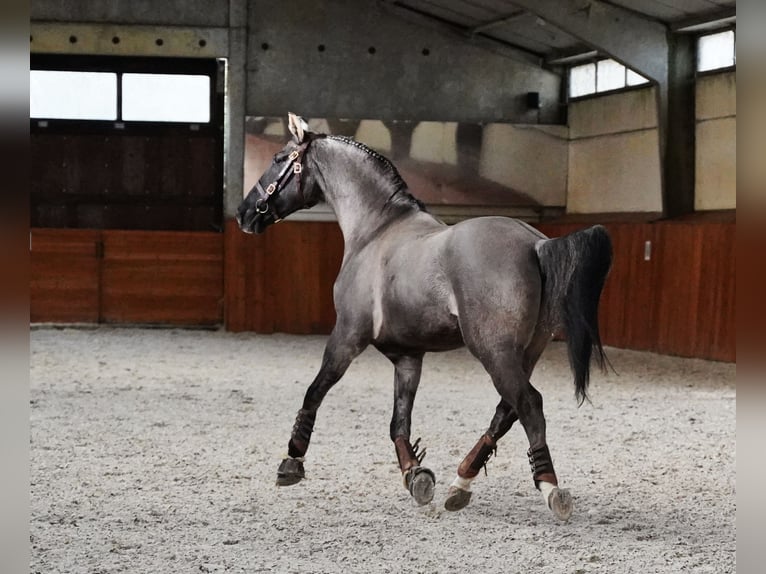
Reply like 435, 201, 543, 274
254, 140, 310, 222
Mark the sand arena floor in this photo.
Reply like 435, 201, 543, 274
30, 327, 735, 573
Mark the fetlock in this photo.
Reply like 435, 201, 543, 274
288, 409, 316, 458
527, 444, 558, 488
457, 433, 497, 479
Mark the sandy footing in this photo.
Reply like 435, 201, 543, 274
30, 327, 735, 573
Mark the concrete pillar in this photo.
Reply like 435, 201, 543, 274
224, 0, 247, 218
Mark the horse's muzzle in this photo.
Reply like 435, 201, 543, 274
235, 209, 254, 234
236, 204, 272, 235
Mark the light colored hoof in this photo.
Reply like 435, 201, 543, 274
408, 468, 436, 506
444, 486, 472, 512
548, 487, 574, 521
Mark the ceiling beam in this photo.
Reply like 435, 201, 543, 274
378, 1, 544, 65
672, 7, 736, 33
546, 47, 598, 65
508, 0, 668, 81
468, 10, 526, 35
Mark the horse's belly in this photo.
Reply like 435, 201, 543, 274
372, 302, 463, 352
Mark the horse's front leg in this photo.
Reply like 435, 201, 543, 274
384, 352, 435, 505
276, 329, 365, 486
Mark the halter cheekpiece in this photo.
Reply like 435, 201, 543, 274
254, 140, 311, 222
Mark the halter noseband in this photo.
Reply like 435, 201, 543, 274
254, 140, 311, 222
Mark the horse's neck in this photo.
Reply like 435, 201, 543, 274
314, 141, 409, 249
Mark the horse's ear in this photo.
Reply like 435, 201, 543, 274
287, 113, 310, 143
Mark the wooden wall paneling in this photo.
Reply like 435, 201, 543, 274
695, 223, 735, 361
653, 222, 703, 358
224, 220, 276, 333
223, 221, 343, 334
30, 228, 101, 322
120, 135, 149, 196
265, 223, 336, 334
32, 132, 222, 231
100, 230, 223, 325
601, 223, 659, 352
653, 221, 735, 361
262, 224, 299, 333
250, 231, 272, 332
224, 220, 253, 332
30, 135, 65, 197
185, 138, 217, 198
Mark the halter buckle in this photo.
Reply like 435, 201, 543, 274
293, 163, 303, 174
266, 183, 277, 195
288, 150, 300, 161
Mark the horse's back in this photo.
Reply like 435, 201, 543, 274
444, 216, 546, 279
448, 216, 547, 247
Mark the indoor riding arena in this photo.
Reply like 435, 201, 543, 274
30, 1, 736, 573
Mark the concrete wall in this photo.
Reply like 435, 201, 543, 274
566, 88, 662, 214
31, 0, 231, 27
695, 71, 736, 210
480, 124, 568, 207
565, 71, 736, 215
246, 0, 561, 123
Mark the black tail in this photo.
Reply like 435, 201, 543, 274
536, 225, 613, 405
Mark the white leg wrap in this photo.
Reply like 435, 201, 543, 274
539, 481, 556, 508
450, 475, 474, 492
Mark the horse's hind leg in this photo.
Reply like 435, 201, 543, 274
444, 399, 517, 511
276, 329, 365, 486
485, 348, 572, 521
384, 352, 436, 505
447, 340, 572, 521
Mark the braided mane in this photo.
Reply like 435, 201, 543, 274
327, 135, 426, 212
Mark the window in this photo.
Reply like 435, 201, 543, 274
697, 30, 736, 72
122, 74, 210, 122
569, 63, 596, 98
568, 58, 650, 99
30, 70, 118, 120
597, 59, 627, 92
626, 69, 648, 87
30, 57, 215, 124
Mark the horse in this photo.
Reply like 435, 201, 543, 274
236, 113, 612, 521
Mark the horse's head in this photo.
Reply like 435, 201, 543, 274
237, 113, 322, 234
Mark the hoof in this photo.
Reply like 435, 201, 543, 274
406, 467, 435, 505
548, 487, 573, 521
276, 457, 305, 487
444, 486, 472, 512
